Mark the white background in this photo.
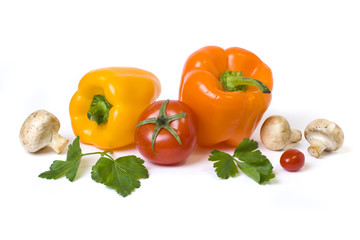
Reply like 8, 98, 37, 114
1, 0, 359, 239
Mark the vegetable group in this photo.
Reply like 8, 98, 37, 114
135, 100, 197, 165
22, 45, 347, 197
69, 67, 161, 150
179, 46, 273, 147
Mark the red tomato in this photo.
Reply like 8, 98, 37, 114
280, 149, 305, 172
135, 100, 197, 165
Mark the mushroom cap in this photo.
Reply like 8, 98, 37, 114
20, 110, 61, 152
260, 115, 291, 150
304, 119, 344, 151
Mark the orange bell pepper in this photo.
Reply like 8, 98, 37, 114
179, 46, 273, 147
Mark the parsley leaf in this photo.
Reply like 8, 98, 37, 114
208, 150, 239, 179
91, 155, 149, 197
39, 136, 82, 182
208, 138, 275, 184
234, 138, 259, 155
234, 139, 275, 183
39, 137, 149, 196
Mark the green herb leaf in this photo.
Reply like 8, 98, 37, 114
39, 136, 150, 196
237, 161, 275, 184
39, 136, 82, 182
208, 138, 275, 184
234, 138, 259, 154
66, 136, 82, 161
91, 155, 149, 197
234, 139, 274, 184
208, 150, 239, 179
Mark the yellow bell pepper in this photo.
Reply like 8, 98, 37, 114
69, 67, 161, 150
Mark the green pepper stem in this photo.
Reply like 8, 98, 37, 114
87, 95, 112, 125
136, 100, 187, 154
220, 70, 271, 93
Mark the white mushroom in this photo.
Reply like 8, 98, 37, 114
20, 110, 69, 153
260, 115, 302, 151
304, 119, 344, 158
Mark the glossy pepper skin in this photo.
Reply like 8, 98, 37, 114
69, 67, 161, 150
179, 46, 273, 147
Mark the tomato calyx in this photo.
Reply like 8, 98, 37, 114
136, 100, 187, 154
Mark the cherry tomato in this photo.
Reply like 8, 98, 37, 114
135, 99, 197, 165
280, 149, 305, 172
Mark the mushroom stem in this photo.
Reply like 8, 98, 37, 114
49, 131, 69, 153
290, 129, 302, 143
308, 140, 327, 158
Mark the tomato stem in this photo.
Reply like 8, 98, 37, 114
157, 117, 167, 125
136, 100, 187, 154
